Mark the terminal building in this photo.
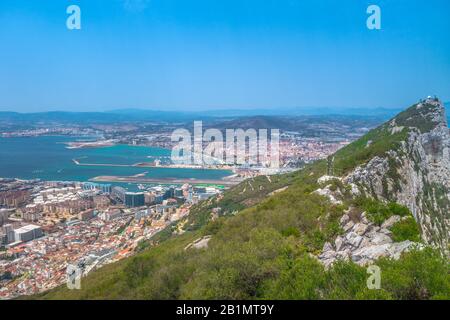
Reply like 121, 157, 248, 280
82, 182, 112, 194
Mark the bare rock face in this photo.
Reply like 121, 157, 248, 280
313, 185, 343, 205
184, 235, 212, 251
344, 98, 450, 252
353, 223, 369, 236
381, 216, 401, 229
318, 211, 420, 267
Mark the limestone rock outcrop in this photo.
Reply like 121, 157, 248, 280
318, 210, 421, 267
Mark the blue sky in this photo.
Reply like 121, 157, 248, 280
0, 0, 449, 112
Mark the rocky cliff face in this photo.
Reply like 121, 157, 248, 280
344, 98, 450, 252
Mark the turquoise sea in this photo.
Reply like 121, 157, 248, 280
0, 136, 232, 186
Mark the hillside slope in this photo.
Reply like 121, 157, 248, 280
34, 98, 450, 300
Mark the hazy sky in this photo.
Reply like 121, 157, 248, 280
0, 0, 449, 112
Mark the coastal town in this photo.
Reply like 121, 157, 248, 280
0, 178, 222, 299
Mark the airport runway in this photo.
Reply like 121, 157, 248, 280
90, 175, 242, 187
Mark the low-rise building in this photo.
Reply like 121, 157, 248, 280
78, 209, 95, 221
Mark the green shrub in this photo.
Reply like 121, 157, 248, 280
358, 198, 412, 226
260, 254, 326, 299
365, 201, 393, 225
324, 260, 368, 299
281, 226, 300, 238
387, 202, 410, 217
390, 217, 421, 242
377, 248, 450, 300
203, 218, 225, 235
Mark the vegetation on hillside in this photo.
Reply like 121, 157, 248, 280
332, 124, 408, 175
183, 166, 318, 232
394, 100, 443, 134
390, 217, 422, 243
355, 198, 410, 226
35, 161, 447, 300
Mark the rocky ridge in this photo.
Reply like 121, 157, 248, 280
344, 98, 450, 252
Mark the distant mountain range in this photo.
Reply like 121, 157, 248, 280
1, 103, 448, 127
0, 106, 403, 124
